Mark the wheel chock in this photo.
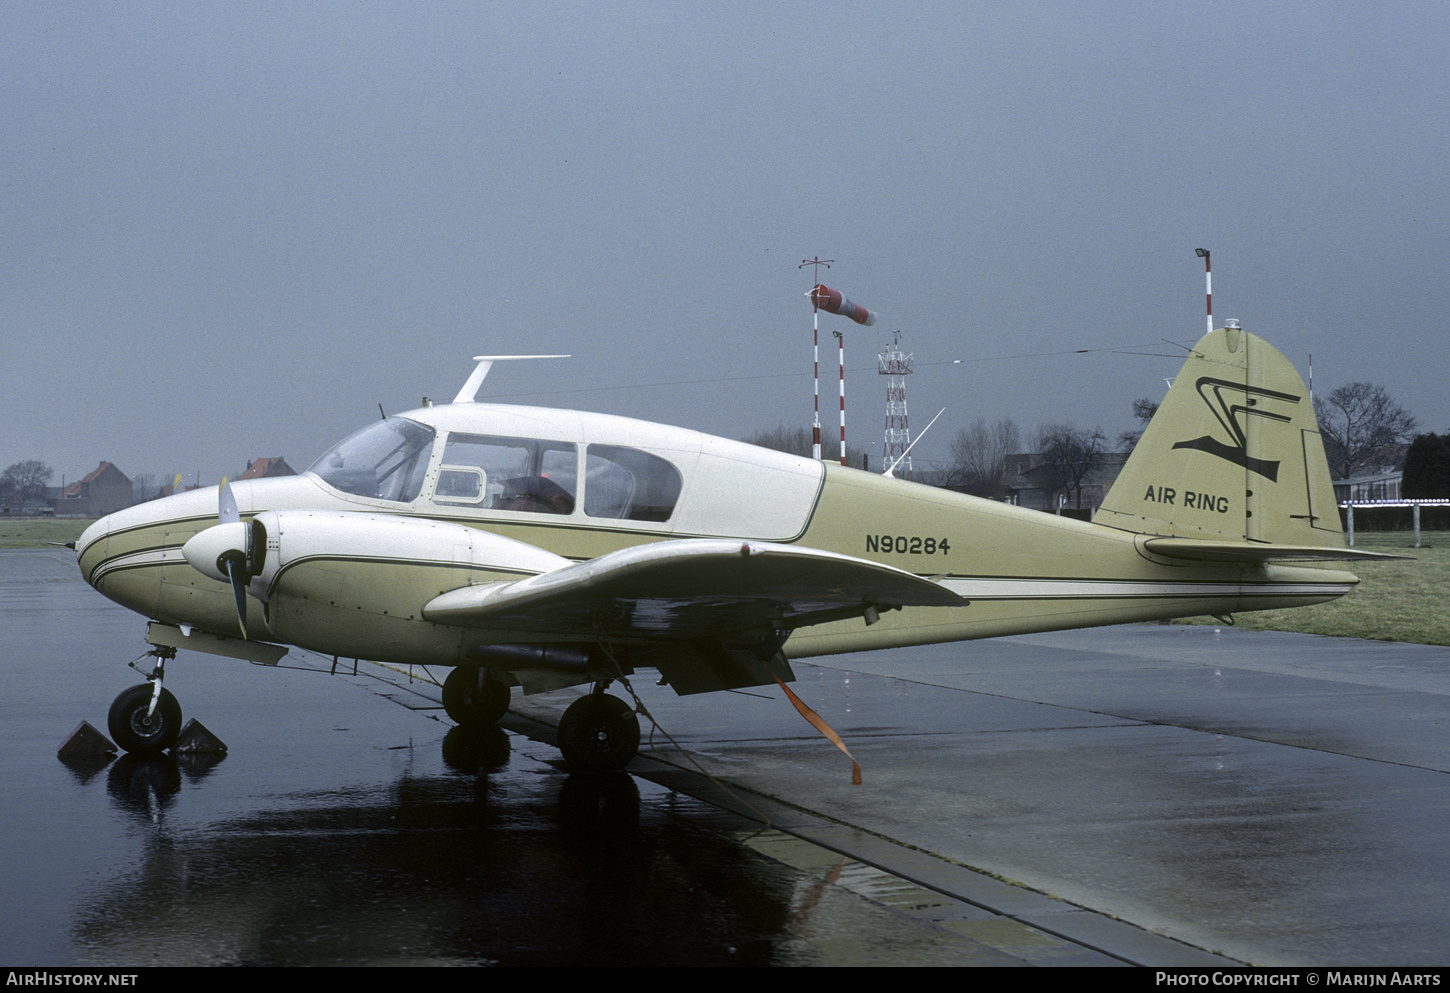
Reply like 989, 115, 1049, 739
57, 721, 117, 763
171, 718, 227, 754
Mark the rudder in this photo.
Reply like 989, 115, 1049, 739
1094, 326, 1344, 547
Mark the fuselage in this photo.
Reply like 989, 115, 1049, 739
76, 401, 1358, 669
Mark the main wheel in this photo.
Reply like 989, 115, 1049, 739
557, 693, 640, 773
442, 666, 511, 726
108, 683, 183, 755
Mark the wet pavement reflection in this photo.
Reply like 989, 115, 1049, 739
58, 726, 1007, 966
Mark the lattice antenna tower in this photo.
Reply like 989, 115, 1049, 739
879, 331, 913, 477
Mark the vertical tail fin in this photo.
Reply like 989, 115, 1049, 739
1094, 326, 1343, 547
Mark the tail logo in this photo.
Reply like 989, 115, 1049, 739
1171, 377, 1301, 482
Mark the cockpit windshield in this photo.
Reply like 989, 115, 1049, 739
310, 417, 436, 503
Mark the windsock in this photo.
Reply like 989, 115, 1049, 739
809, 284, 876, 326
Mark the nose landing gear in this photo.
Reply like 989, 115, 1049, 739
107, 646, 182, 755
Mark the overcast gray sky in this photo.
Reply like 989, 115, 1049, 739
4, 1, 1447, 487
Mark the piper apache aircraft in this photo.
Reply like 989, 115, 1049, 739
76, 325, 1390, 771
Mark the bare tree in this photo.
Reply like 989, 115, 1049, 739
743, 425, 868, 468
743, 424, 813, 457
1033, 424, 1107, 509
946, 417, 1021, 497
1118, 397, 1160, 453
1314, 383, 1417, 479
1, 460, 54, 509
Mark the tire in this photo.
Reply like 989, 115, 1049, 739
107, 683, 183, 755
442, 667, 511, 726
557, 693, 640, 773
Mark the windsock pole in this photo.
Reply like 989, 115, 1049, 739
813, 308, 822, 460
800, 258, 833, 460
802, 266, 875, 465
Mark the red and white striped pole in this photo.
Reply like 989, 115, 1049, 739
800, 258, 833, 461
1196, 248, 1212, 335
836, 329, 847, 464
806, 279, 875, 465
813, 308, 822, 460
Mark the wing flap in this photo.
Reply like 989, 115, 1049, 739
423, 538, 963, 639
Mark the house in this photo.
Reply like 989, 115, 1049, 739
1003, 451, 1129, 517
238, 457, 296, 480
53, 462, 133, 517
153, 479, 199, 500
1333, 467, 1402, 503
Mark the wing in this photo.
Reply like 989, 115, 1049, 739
424, 538, 963, 696
423, 538, 964, 640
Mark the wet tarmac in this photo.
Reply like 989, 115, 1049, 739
5, 547, 1449, 966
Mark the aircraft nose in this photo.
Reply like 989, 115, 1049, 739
75, 516, 113, 586
182, 522, 249, 583
76, 517, 107, 555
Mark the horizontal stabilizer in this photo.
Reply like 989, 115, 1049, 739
1143, 537, 1408, 563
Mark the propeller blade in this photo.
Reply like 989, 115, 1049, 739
225, 556, 249, 641
178, 482, 255, 639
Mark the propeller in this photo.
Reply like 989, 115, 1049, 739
181, 479, 265, 639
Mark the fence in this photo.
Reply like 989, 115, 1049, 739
1339, 500, 1450, 546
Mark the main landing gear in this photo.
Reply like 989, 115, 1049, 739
443, 665, 638, 772
557, 688, 640, 773
108, 647, 183, 755
442, 666, 512, 727
443, 666, 638, 777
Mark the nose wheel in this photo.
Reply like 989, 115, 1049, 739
557, 691, 639, 772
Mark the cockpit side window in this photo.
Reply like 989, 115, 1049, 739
310, 417, 436, 504
435, 433, 578, 515
584, 445, 682, 522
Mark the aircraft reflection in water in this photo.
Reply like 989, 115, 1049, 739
76, 328, 1391, 772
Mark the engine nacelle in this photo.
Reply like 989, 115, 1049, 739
187, 510, 571, 664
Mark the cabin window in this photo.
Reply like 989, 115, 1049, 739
584, 445, 682, 522
310, 417, 436, 503
435, 433, 578, 515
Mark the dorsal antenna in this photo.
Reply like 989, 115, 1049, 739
884, 408, 944, 479
453, 354, 570, 403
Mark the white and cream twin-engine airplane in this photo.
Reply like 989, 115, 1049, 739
77, 326, 1391, 771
